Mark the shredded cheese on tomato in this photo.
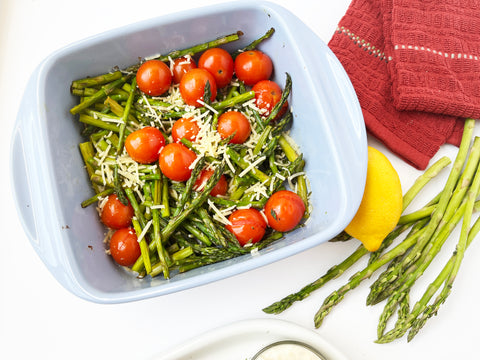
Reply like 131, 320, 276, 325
207, 199, 232, 225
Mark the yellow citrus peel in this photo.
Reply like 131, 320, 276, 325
345, 146, 403, 252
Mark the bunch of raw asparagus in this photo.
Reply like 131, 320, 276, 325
264, 118, 480, 343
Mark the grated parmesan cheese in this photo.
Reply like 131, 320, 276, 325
244, 180, 269, 201
239, 155, 266, 178
207, 199, 232, 225
136, 219, 153, 243
149, 204, 165, 210
223, 150, 236, 174
196, 99, 219, 114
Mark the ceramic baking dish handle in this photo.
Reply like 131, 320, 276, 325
10, 75, 60, 272
11, 126, 38, 243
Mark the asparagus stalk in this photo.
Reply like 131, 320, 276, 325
155, 32, 242, 63
173, 156, 206, 217
313, 226, 427, 328
226, 147, 270, 183
161, 176, 171, 218
263, 245, 368, 314
177, 231, 283, 272
131, 162, 225, 273
79, 141, 103, 194
148, 177, 170, 278
71, 70, 123, 90
213, 91, 255, 111
365, 121, 475, 306
278, 134, 309, 210
369, 136, 480, 306
232, 27, 275, 57
132, 217, 152, 274
401, 156, 451, 211
407, 214, 480, 342
394, 118, 475, 271
70, 76, 129, 115
81, 188, 114, 208
78, 114, 121, 132
264, 153, 452, 314
375, 190, 478, 339
264, 73, 292, 124
377, 152, 480, 343
195, 207, 228, 247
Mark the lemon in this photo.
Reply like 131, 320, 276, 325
345, 146, 403, 252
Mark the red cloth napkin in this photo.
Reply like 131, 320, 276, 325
328, 0, 480, 170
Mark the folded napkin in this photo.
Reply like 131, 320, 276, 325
328, 0, 480, 170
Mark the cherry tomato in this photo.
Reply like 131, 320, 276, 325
179, 68, 217, 107
171, 117, 200, 143
198, 48, 234, 88
264, 190, 305, 232
234, 50, 273, 86
109, 227, 141, 267
125, 126, 165, 164
217, 111, 251, 144
100, 194, 134, 230
172, 56, 197, 84
252, 80, 288, 120
226, 208, 267, 246
159, 143, 197, 182
136, 59, 172, 96
194, 168, 228, 197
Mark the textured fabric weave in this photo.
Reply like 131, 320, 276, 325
328, 0, 479, 170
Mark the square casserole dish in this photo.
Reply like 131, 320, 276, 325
10, 0, 367, 303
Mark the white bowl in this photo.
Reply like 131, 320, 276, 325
10, 0, 367, 303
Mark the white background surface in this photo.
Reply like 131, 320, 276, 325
1, 0, 479, 359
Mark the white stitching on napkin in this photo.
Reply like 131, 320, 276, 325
337, 26, 480, 62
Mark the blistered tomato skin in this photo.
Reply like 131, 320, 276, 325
217, 111, 251, 144
171, 117, 200, 143
198, 48, 234, 88
226, 208, 267, 246
179, 68, 218, 107
124, 127, 166, 164
159, 143, 197, 182
265, 190, 306, 232
234, 50, 273, 86
136, 59, 172, 96
100, 194, 134, 230
172, 56, 197, 84
252, 80, 288, 120
109, 227, 141, 267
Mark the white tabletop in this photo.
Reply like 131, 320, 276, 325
1, 1, 478, 359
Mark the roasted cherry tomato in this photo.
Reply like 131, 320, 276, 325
172, 56, 197, 84
171, 117, 200, 143
264, 190, 305, 232
234, 50, 273, 86
216, 111, 251, 144
125, 126, 165, 164
252, 80, 288, 120
159, 143, 197, 182
179, 68, 217, 107
100, 194, 134, 230
226, 208, 267, 246
198, 48, 234, 88
136, 59, 172, 96
194, 168, 228, 197
109, 227, 141, 267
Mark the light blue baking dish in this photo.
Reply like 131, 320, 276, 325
10, 0, 367, 303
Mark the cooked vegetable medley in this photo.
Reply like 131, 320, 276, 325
70, 29, 311, 279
